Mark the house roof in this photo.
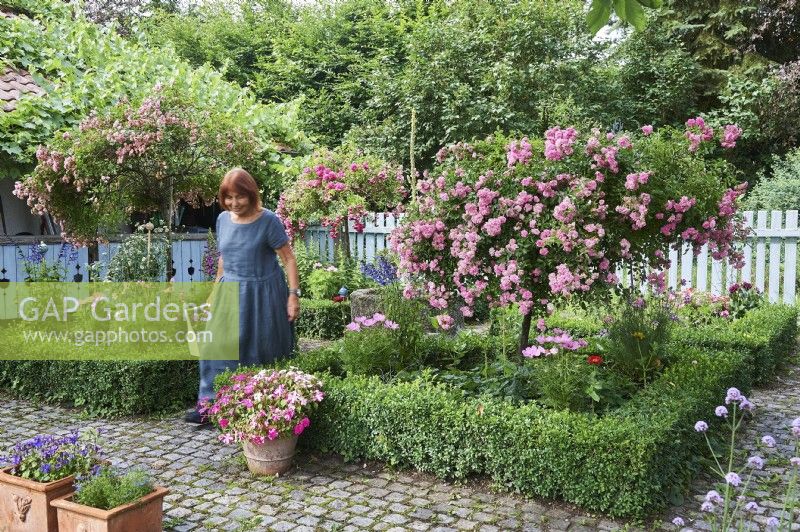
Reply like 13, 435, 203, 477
1, 67, 44, 112
1, 8, 45, 112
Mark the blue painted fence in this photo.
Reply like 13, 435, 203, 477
0, 235, 210, 283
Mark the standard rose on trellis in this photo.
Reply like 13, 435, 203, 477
276, 147, 406, 257
14, 83, 274, 246
390, 120, 748, 353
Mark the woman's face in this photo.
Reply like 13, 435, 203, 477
224, 191, 252, 215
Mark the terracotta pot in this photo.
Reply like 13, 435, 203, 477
0, 466, 75, 532
51, 486, 168, 532
241, 434, 299, 475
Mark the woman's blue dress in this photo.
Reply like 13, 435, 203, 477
197, 208, 295, 401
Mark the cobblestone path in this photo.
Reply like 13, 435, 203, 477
663, 363, 800, 532
1, 364, 798, 531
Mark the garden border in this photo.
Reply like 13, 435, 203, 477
287, 306, 795, 517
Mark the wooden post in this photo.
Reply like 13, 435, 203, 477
410, 108, 417, 202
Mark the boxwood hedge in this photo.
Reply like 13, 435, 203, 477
280, 306, 795, 517
0, 360, 198, 417
295, 298, 350, 340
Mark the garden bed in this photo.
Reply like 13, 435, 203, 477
239, 305, 797, 518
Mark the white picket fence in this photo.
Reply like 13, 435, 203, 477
304, 210, 800, 305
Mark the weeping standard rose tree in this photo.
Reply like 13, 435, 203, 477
276, 147, 406, 259
390, 119, 748, 355
13, 83, 275, 246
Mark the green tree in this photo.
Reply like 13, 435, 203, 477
0, 0, 308, 181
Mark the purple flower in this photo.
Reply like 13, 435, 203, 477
790, 457, 800, 467
724, 387, 742, 404
792, 417, 800, 437
715, 406, 728, 418
739, 398, 754, 411
766, 517, 779, 529
672, 516, 685, 527
694, 421, 708, 432
762, 435, 776, 448
744, 501, 759, 513
700, 501, 715, 513
361, 256, 398, 286
747, 455, 764, 469
705, 490, 723, 504
725, 472, 741, 486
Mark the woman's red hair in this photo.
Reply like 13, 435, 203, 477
218, 168, 262, 210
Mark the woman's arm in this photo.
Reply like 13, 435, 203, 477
275, 243, 300, 322
215, 256, 224, 283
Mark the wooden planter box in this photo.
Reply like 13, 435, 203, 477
51, 486, 168, 532
0, 467, 75, 532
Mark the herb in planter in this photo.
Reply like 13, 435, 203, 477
74, 468, 154, 510
0, 429, 103, 482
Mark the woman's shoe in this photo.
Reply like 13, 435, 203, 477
184, 409, 208, 425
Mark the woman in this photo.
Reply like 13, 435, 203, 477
185, 168, 301, 424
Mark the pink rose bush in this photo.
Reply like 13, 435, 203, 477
199, 368, 324, 445
16, 84, 269, 246
390, 122, 747, 352
277, 148, 406, 242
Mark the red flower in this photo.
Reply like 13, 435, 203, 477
587, 355, 603, 365
332, 295, 345, 303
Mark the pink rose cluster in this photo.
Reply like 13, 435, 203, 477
345, 313, 399, 332
391, 123, 746, 325
685, 116, 742, 152
198, 368, 324, 445
277, 154, 406, 242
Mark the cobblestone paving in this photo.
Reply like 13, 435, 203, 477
1, 364, 798, 531
658, 363, 800, 532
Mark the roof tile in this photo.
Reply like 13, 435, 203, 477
0, 66, 44, 112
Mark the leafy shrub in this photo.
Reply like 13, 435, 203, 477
379, 283, 425, 362
744, 147, 800, 211
605, 296, 675, 385
304, 250, 375, 300
530, 352, 607, 412
340, 313, 411, 377
423, 358, 539, 404
74, 468, 153, 510
418, 331, 502, 371
0, 360, 198, 416
307, 267, 346, 300
104, 222, 170, 282
295, 298, 351, 340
